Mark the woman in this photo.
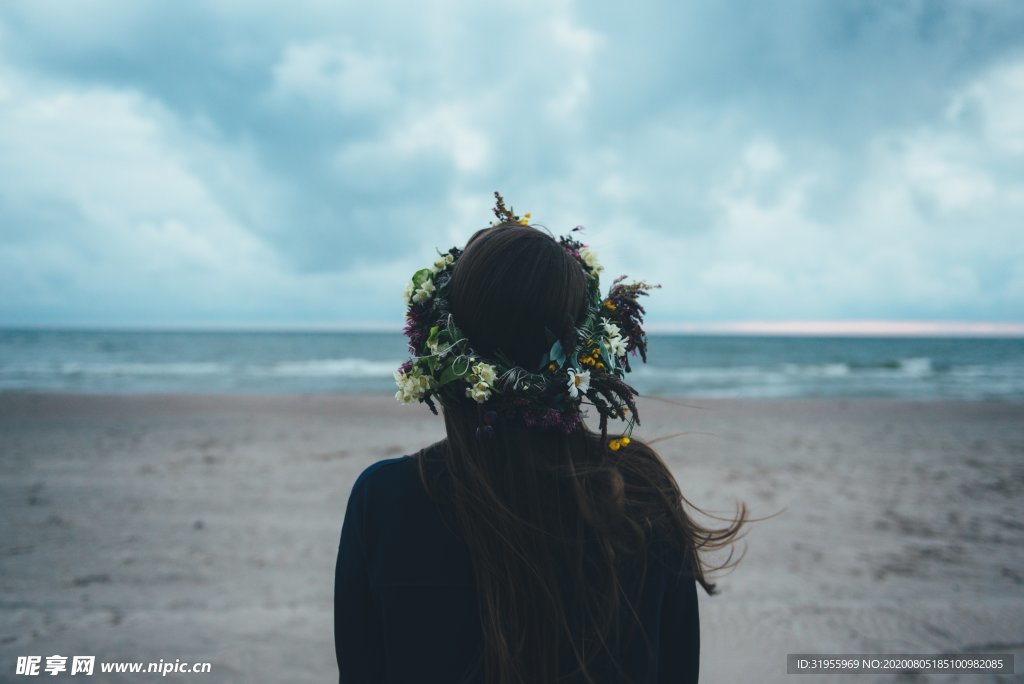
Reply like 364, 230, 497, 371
335, 195, 747, 683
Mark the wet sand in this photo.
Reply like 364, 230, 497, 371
1, 393, 1022, 683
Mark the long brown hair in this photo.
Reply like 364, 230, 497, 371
416, 223, 748, 684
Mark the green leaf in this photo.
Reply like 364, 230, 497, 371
536, 328, 560, 369
426, 325, 441, 346
411, 268, 432, 289
438, 363, 470, 386
549, 340, 566, 368
597, 339, 615, 369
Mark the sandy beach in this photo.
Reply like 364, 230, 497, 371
1, 392, 1022, 683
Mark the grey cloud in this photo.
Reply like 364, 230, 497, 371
0, 0, 1021, 325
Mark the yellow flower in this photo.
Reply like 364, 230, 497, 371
609, 439, 621, 451
620, 437, 630, 446
597, 362, 605, 369
603, 299, 617, 311
524, 213, 531, 219
547, 362, 557, 372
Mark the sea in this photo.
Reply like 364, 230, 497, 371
1, 329, 1022, 400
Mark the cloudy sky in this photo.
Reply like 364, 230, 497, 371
1, 0, 1022, 332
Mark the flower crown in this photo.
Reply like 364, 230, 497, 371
395, 192, 659, 451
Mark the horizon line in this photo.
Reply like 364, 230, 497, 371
2, 320, 1023, 337
646, 320, 1024, 337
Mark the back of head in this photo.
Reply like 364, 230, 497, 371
402, 201, 748, 684
448, 223, 587, 373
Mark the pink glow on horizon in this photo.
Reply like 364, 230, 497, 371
647, 320, 1024, 337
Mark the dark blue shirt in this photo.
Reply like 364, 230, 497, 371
334, 442, 700, 683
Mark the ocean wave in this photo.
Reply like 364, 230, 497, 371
859, 356, 934, 376
248, 359, 401, 378
781, 362, 850, 377
635, 357, 937, 382
1, 339, 1020, 399
0, 358, 403, 379
60, 361, 229, 376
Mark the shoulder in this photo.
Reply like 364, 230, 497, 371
352, 455, 413, 492
349, 440, 446, 504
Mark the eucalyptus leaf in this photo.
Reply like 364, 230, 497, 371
598, 340, 614, 368
549, 340, 566, 368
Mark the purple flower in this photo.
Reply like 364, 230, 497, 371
403, 317, 428, 352
522, 406, 581, 434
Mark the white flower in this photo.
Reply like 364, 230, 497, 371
599, 317, 627, 358
394, 367, 432, 404
402, 280, 415, 305
427, 336, 447, 356
431, 253, 455, 273
608, 335, 628, 358
466, 380, 491, 403
579, 246, 603, 274
566, 368, 591, 398
472, 362, 497, 385
411, 278, 436, 304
